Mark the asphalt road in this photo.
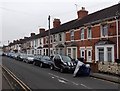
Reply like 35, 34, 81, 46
2, 56, 119, 90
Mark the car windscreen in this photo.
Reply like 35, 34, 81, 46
42, 56, 50, 61
61, 56, 72, 62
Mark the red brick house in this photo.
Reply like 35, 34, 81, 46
65, 4, 120, 63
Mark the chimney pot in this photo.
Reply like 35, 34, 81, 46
31, 33, 35, 36
53, 18, 61, 28
39, 28, 45, 34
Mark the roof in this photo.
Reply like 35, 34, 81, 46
9, 3, 120, 45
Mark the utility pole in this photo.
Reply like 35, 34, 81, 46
48, 15, 51, 57
116, 2, 120, 59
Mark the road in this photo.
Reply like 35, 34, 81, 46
1, 56, 119, 90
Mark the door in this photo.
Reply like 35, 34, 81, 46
87, 49, 92, 62
73, 48, 77, 60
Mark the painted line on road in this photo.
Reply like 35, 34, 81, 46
58, 79, 67, 84
1, 65, 32, 91
90, 76, 118, 85
48, 73, 92, 89
2, 70, 14, 89
80, 84, 91, 89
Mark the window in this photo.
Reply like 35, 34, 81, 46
43, 49, 45, 55
70, 30, 74, 41
50, 36, 53, 43
107, 47, 112, 62
40, 50, 42, 55
53, 35, 56, 42
80, 48, 85, 58
80, 28, 84, 40
101, 24, 108, 37
68, 48, 71, 57
39, 38, 42, 44
37, 50, 39, 54
87, 27, 92, 39
32, 41, 34, 47
32, 50, 34, 54
35, 39, 38, 47
59, 34, 62, 41
45, 37, 49, 44
60, 48, 63, 55
98, 48, 104, 62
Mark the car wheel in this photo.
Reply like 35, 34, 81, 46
40, 63, 43, 68
50, 65, 54, 70
60, 68, 64, 73
33, 61, 36, 65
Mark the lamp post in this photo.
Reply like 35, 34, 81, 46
48, 15, 51, 56
116, 3, 120, 59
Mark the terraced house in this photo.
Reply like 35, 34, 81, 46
4, 3, 120, 64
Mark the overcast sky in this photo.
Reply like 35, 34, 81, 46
0, 0, 120, 46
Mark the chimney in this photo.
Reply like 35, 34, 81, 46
24, 37, 28, 39
31, 33, 35, 36
77, 7, 88, 19
39, 28, 45, 34
13, 40, 16, 43
53, 18, 61, 28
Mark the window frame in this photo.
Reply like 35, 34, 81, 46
80, 28, 85, 40
101, 24, 108, 37
70, 30, 74, 41
87, 27, 92, 39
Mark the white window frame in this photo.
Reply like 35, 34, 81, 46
80, 28, 84, 40
67, 47, 77, 60
87, 27, 92, 39
67, 48, 71, 57
101, 24, 108, 37
80, 47, 85, 59
70, 30, 74, 41
59, 33, 62, 41
95, 45, 114, 62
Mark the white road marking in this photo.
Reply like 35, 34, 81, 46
58, 79, 67, 84
80, 84, 91, 89
52, 77, 54, 79
48, 73, 91, 89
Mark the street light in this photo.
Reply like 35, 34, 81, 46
116, 3, 120, 59
48, 15, 51, 56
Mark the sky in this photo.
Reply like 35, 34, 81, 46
0, 0, 120, 46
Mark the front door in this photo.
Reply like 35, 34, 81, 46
87, 49, 92, 62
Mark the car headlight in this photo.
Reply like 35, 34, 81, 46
86, 64, 90, 68
64, 63, 67, 65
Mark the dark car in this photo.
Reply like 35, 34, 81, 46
33, 55, 43, 66
33, 55, 52, 68
17, 53, 27, 61
50, 55, 75, 73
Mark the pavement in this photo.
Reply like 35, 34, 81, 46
90, 72, 120, 84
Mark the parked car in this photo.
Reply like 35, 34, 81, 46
33, 55, 43, 66
50, 55, 75, 73
23, 54, 34, 64
33, 55, 52, 68
12, 53, 20, 60
17, 53, 27, 61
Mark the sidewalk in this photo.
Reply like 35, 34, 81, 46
90, 72, 120, 84
0, 65, 11, 90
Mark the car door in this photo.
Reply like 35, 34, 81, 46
54, 55, 61, 68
